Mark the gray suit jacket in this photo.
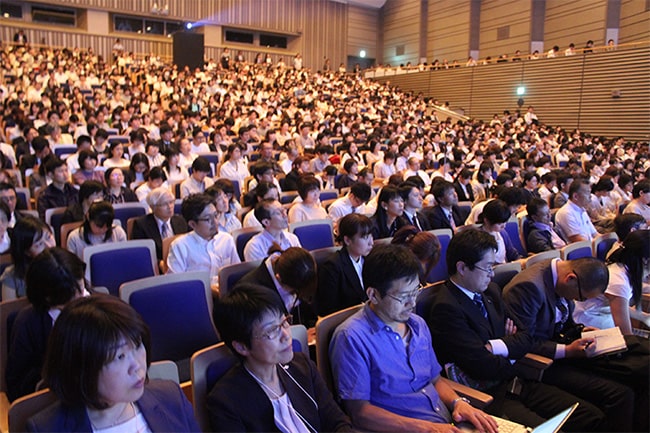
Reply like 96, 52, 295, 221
502, 259, 576, 358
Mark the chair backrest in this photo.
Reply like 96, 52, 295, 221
148, 360, 180, 383
524, 249, 560, 268
196, 152, 220, 177
505, 218, 527, 256
111, 202, 148, 229
51, 144, 77, 159
279, 191, 299, 204
372, 237, 392, 246
560, 241, 593, 261
59, 221, 83, 248
314, 304, 363, 392
290, 324, 309, 357
120, 271, 218, 362
491, 262, 523, 291
592, 232, 618, 261
1, 297, 30, 393
231, 227, 263, 261
289, 219, 335, 251
415, 281, 446, 318
190, 342, 238, 432
174, 199, 182, 215
84, 239, 158, 296
426, 229, 453, 283
319, 189, 339, 201
217, 259, 262, 297
0, 253, 13, 282
44, 207, 67, 247
126, 216, 138, 239
456, 201, 472, 222
160, 234, 181, 274
310, 246, 342, 269
8, 388, 58, 433
15, 187, 31, 210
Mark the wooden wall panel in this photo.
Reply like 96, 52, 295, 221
619, 0, 650, 43
382, 0, 420, 66
578, 48, 650, 138
3, 0, 352, 70
347, 5, 379, 59
479, 0, 530, 58
545, 0, 607, 48
427, 0, 470, 64
372, 45, 650, 140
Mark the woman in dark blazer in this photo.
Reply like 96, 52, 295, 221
316, 214, 373, 316
27, 295, 199, 432
208, 283, 353, 432
369, 185, 405, 239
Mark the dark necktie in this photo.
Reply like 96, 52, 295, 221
473, 293, 488, 319
448, 211, 457, 232
411, 214, 420, 230
160, 222, 169, 239
554, 296, 569, 334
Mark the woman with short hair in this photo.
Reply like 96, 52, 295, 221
27, 295, 199, 432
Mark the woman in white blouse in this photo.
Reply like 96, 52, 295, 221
574, 230, 650, 334
288, 175, 327, 224
219, 143, 250, 187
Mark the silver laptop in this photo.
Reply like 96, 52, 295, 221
460, 403, 579, 433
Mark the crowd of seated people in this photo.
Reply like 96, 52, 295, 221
0, 40, 649, 431
368, 38, 622, 74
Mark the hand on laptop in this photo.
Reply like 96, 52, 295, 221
452, 400, 498, 433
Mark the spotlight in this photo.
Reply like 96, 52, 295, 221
516, 86, 526, 96
359, 50, 366, 58
185, 22, 193, 30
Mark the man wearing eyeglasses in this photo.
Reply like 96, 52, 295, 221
131, 187, 188, 262
330, 244, 498, 433
427, 229, 605, 431
503, 257, 644, 432
167, 193, 239, 282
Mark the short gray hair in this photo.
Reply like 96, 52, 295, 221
146, 186, 174, 208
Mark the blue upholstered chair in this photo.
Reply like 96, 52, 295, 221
111, 202, 148, 229
560, 241, 593, 260
290, 219, 335, 251
426, 229, 453, 283
83, 239, 158, 296
231, 227, 263, 261
120, 271, 218, 365
592, 233, 618, 261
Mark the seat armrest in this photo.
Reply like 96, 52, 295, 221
0, 392, 9, 433
521, 353, 553, 369
439, 377, 493, 409
515, 353, 553, 381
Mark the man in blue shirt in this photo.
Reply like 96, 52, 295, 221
330, 244, 497, 433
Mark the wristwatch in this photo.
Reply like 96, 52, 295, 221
452, 396, 471, 410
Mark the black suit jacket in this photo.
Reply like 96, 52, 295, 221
207, 353, 353, 432
427, 281, 533, 383
422, 205, 463, 231
399, 210, 432, 232
454, 180, 474, 202
237, 259, 318, 327
502, 260, 574, 358
315, 247, 366, 316
27, 380, 199, 432
130, 214, 189, 260
6, 305, 52, 402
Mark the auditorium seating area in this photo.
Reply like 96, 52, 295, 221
1, 24, 649, 433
